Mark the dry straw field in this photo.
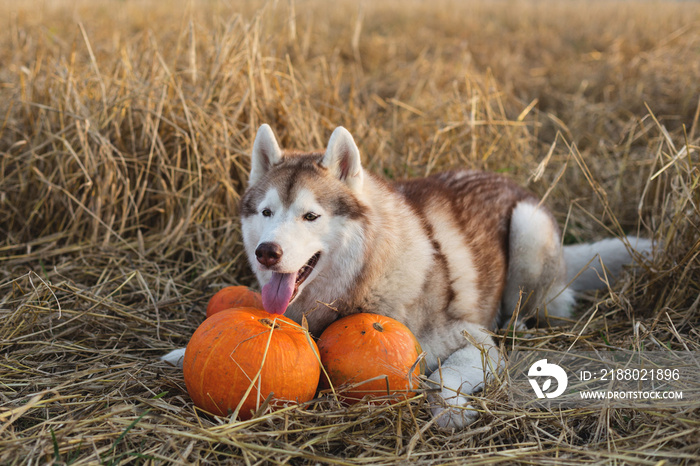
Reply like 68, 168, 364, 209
1, 0, 699, 463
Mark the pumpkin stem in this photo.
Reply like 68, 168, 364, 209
372, 322, 384, 332
260, 318, 281, 329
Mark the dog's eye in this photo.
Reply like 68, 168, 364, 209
262, 208, 272, 217
303, 212, 319, 222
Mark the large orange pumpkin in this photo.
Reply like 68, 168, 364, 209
317, 313, 424, 404
206, 286, 263, 318
183, 307, 320, 419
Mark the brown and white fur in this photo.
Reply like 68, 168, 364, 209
163, 124, 650, 429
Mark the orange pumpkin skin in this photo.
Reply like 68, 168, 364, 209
206, 286, 263, 318
183, 307, 320, 419
317, 313, 424, 404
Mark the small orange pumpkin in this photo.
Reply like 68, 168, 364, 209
206, 286, 263, 318
183, 307, 320, 419
317, 313, 424, 404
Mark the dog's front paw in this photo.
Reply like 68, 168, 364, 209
429, 391, 480, 430
425, 342, 499, 430
427, 362, 482, 430
161, 348, 186, 368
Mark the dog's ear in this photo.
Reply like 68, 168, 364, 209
250, 124, 282, 186
321, 126, 364, 192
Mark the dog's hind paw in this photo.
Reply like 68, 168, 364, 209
161, 348, 186, 368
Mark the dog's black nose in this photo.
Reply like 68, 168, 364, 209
255, 242, 283, 267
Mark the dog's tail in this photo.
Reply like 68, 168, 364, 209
563, 236, 652, 292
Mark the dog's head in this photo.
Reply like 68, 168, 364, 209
240, 125, 367, 317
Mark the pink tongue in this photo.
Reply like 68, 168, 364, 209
261, 272, 296, 315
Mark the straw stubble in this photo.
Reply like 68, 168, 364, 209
1, 0, 698, 464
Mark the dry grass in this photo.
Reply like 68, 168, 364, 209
1, 0, 699, 464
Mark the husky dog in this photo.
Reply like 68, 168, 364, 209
164, 124, 649, 429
